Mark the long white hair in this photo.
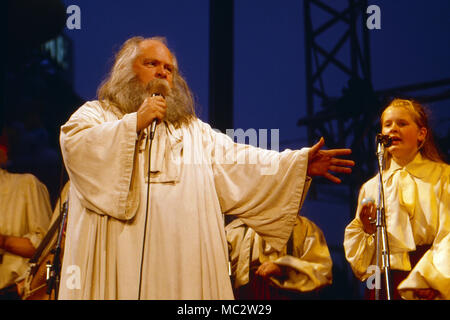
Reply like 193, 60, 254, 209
97, 36, 196, 127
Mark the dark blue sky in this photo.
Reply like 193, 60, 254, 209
61, 0, 450, 248
63, 0, 450, 146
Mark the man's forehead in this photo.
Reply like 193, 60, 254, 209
138, 39, 173, 62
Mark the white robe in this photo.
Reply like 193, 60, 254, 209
58, 100, 310, 300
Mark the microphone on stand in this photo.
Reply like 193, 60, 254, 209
373, 133, 394, 299
376, 134, 393, 147
375, 134, 392, 171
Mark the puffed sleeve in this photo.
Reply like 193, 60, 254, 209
225, 219, 255, 289
22, 174, 52, 248
343, 179, 377, 281
60, 101, 140, 221
270, 217, 333, 292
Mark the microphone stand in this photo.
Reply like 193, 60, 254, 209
46, 199, 69, 299
375, 139, 392, 300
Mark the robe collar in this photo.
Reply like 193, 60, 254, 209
140, 121, 183, 183
383, 152, 433, 183
103, 100, 185, 183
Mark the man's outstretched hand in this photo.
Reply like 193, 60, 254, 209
307, 137, 355, 184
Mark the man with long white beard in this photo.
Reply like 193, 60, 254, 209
58, 36, 355, 299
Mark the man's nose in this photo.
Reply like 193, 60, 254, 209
155, 66, 167, 78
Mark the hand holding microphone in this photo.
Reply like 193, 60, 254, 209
136, 80, 171, 134
359, 198, 377, 234
136, 95, 166, 133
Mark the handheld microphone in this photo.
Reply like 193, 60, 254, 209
147, 80, 170, 140
150, 93, 161, 140
139, 79, 170, 299
375, 134, 391, 171
361, 197, 375, 206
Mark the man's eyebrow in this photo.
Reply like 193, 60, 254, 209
142, 58, 173, 66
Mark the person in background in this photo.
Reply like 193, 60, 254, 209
17, 181, 70, 300
344, 98, 449, 300
0, 142, 52, 299
227, 214, 333, 300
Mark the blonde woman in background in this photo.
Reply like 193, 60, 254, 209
344, 99, 449, 300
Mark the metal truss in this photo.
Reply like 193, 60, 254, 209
300, 0, 450, 214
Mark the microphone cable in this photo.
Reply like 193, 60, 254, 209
138, 124, 157, 299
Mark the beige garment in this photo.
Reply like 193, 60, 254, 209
29, 180, 71, 268
58, 100, 310, 300
227, 215, 332, 293
344, 153, 450, 299
17, 181, 71, 299
0, 169, 52, 289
